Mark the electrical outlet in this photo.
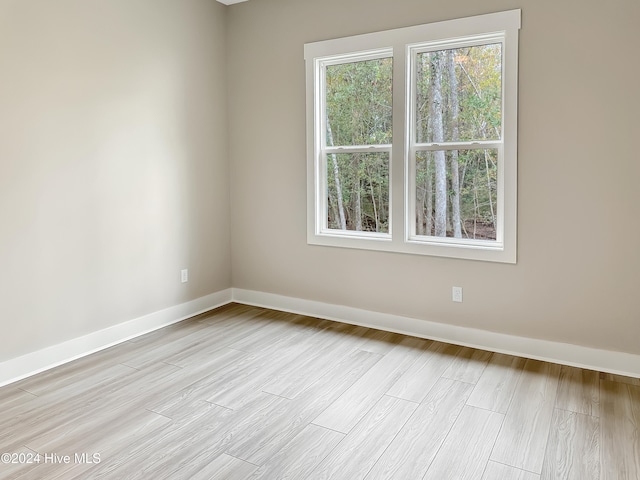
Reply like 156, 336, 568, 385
452, 286, 463, 303
181, 269, 188, 283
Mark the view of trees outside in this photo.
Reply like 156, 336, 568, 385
325, 57, 392, 233
416, 43, 502, 240
323, 43, 502, 240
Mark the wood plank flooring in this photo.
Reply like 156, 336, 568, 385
0, 303, 638, 479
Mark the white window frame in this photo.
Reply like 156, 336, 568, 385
304, 10, 521, 263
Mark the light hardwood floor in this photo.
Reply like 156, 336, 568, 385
1, 303, 638, 479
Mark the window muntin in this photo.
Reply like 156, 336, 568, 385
305, 10, 520, 263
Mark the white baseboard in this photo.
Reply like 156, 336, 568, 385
3, 286, 638, 388
231, 288, 640, 379
0, 289, 233, 388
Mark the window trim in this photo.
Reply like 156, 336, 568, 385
304, 10, 521, 263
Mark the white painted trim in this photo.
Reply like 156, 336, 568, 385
0, 289, 233, 388
231, 288, 640, 379
216, 0, 248, 5
4, 286, 637, 388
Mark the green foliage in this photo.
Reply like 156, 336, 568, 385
327, 153, 389, 233
326, 58, 393, 146
417, 44, 502, 142
415, 149, 497, 239
325, 57, 392, 233
324, 43, 502, 239
415, 44, 501, 239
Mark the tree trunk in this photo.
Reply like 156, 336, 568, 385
355, 185, 362, 231
426, 159, 433, 235
430, 52, 447, 237
353, 155, 362, 231
484, 150, 496, 230
366, 165, 380, 232
378, 179, 387, 225
416, 60, 427, 236
448, 51, 462, 238
326, 121, 347, 230
416, 179, 426, 235
328, 195, 339, 229
473, 174, 479, 239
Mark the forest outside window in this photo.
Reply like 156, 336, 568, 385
305, 10, 520, 263
323, 51, 393, 237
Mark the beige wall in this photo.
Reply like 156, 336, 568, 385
228, 0, 640, 354
0, 0, 230, 361
1, 0, 638, 366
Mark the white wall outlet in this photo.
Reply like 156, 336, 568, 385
181, 269, 188, 283
452, 286, 463, 303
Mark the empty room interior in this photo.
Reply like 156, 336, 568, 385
1, 0, 639, 479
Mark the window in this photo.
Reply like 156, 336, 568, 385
323, 53, 393, 236
305, 10, 520, 263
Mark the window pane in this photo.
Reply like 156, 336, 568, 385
416, 44, 502, 143
415, 149, 497, 240
325, 58, 393, 146
327, 152, 389, 233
